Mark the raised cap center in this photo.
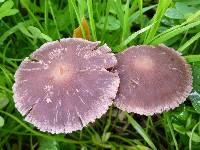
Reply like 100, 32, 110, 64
52, 64, 73, 82
134, 56, 154, 71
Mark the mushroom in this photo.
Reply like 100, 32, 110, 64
114, 45, 192, 115
13, 38, 120, 134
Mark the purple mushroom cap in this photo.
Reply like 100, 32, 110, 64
114, 45, 192, 115
13, 38, 120, 134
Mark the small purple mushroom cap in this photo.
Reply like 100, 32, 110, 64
114, 45, 192, 115
13, 38, 119, 134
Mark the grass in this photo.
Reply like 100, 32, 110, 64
1, 0, 200, 149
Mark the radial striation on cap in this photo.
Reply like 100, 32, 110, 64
13, 38, 120, 134
114, 45, 192, 115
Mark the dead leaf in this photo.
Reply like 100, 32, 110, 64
73, 17, 91, 40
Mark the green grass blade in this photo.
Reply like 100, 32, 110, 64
0, 85, 12, 94
126, 113, 157, 150
122, 0, 130, 42
112, 0, 124, 25
114, 23, 154, 51
165, 113, 178, 150
87, 0, 97, 41
186, 10, 200, 24
20, 0, 44, 32
2, 40, 11, 64
150, 21, 200, 45
71, 0, 86, 39
184, 55, 200, 62
129, 5, 157, 24
137, 0, 143, 25
44, 0, 48, 33
110, 135, 136, 146
100, 0, 110, 42
0, 65, 13, 87
48, 0, 61, 39
0, 20, 34, 44
0, 25, 18, 44
189, 121, 200, 150
144, 0, 171, 44
68, 0, 75, 31
151, 10, 200, 43
0, 53, 18, 69
79, 0, 85, 18
102, 107, 112, 142
178, 32, 200, 52
0, 110, 89, 144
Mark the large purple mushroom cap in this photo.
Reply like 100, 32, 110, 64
13, 38, 120, 134
115, 45, 192, 115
